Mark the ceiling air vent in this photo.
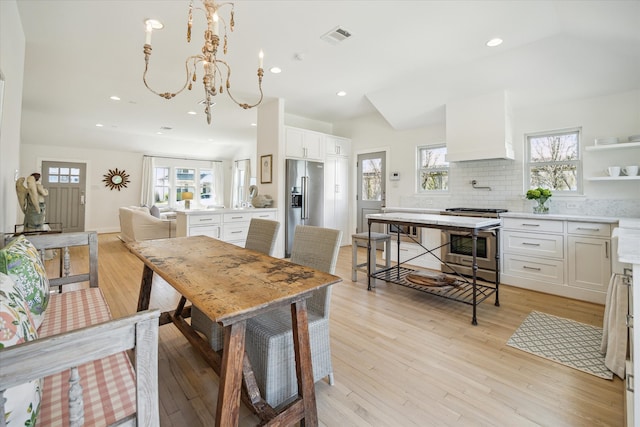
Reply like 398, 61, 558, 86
321, 26, 352, 45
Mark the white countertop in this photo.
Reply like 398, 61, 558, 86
615, 218, 640, 264
176, 207, 277, 215
368, 212, 501, 229
500, 212, 619, 223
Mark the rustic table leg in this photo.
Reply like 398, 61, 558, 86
291, 299, 318, 427
137, 264, 154, 312
216, 321, 246, 427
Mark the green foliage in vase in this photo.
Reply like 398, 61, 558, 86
526, 187, 552, 203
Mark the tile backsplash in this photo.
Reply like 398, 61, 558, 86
399, 159, 640, 219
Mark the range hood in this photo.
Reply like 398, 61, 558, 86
445, 90, 514, 162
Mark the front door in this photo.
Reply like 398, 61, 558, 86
356, 151, 386, 233
42, 161, 86, 232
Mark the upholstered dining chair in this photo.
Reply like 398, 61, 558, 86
244, 225, 342, 409
190, 218, 280, 350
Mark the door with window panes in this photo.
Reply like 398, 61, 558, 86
42, 161, 86, 232
357, 151, 386, 233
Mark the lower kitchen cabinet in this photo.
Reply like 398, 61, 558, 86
177, 209, 277, 246
568, 235, 611, 292
501, 215, 614, 304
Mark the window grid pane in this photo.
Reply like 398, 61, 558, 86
527, 129, 580, 192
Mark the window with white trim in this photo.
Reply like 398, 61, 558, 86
526, 128, 581, 193
417, 145, 449, 191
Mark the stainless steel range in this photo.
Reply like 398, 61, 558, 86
439, 208, 507, 282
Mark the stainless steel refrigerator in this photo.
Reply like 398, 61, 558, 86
285, 159, 324, 257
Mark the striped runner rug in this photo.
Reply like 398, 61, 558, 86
507, 311, 613, 379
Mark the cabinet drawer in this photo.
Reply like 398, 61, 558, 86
503, 231, 564, 258
567, 221, 611, 237
223, 212, 253, 223
252, 211, 276, 220
189, 225, 220, 239
188, 213, 221, 226
223, 225, 249, 241
503, 217, 563, 233
503, 254, 564, 284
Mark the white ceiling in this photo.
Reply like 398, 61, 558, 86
16, 0, 640, 159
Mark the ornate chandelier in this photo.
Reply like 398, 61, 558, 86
143, 0, 264, 124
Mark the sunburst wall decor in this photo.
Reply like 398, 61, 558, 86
103, 168, 130, 191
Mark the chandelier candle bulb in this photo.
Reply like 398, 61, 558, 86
212, 13, 219, 36
145, 22, 152, 45
259, 50, 264, 68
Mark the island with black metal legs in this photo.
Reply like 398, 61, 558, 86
366, 212, 502, 325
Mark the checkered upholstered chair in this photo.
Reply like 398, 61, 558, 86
190, 218, 280, 351
244, 225, 342, 409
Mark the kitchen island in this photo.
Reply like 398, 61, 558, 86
367, 212, 502, 325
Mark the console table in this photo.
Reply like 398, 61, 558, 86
367, 212, 502, 325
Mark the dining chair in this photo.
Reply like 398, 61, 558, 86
244, 224, 342, 409
190, 218, 280, 351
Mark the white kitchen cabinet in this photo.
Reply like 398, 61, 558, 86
501, 215, 614, 304
383, 229, 442, 271
325, 135, 351, 157
285, 126, 324, 161
567, 221, 611, 293
176, 209, 277, 246
324, 152, 350, 245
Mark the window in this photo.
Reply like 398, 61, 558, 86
153, 167, 170, 205
175, 168, 196, 203
418, 145, 448, 191
361, 158, 383, 200
147, 160, 223, 208
526, 128, 580, 193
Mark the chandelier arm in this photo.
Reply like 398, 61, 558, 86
215, 59, 264, 109
143, 51, 202, 99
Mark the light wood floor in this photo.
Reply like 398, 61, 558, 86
58, 233, 624, 426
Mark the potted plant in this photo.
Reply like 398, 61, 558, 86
526, 187, 552, 214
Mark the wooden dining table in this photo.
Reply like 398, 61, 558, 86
127, 235, 341, 426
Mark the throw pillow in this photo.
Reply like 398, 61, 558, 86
150, 205, 161, 218
0, 272, 41, 426
0, 235, 50, 329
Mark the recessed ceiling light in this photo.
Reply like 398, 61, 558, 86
95, 123, 104, 127
336, 91, 347, 97
207, 138, 214, 142
250, 123, 257, 127
486, 38, 503, 47
269, 67, 282, 74
144, 19, 164, 30
156, 131, 163, 135
110, 96, 121, 101
187, 111, 197, 115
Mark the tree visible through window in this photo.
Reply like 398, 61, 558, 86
418, 145, 448, 191
527, 129, 580, 192
362, 158, 382, 200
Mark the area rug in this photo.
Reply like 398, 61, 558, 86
507, 311, 613, 379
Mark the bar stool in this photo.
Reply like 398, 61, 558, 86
352, 232, 392, 281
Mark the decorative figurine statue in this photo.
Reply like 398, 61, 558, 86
16, 173, 49, 229
249, 185, 273, 208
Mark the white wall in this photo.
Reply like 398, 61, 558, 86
0, 0, 25, 231
335, 89, 640, 218
20, 144, 235, 233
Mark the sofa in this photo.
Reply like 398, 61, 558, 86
0, 231, 159, 426
118, 206, 176, 242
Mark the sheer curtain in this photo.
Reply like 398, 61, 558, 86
140, 156, 155, 207
211, 161, 225, 207
231, 159, 251, 208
